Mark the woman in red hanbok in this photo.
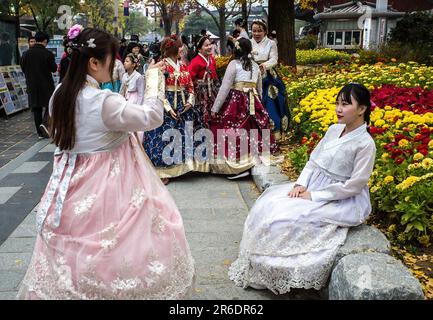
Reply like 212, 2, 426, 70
210, 38, 278, 177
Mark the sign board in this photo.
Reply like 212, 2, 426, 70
0, 65, 29, 115
362, 17, 372, 50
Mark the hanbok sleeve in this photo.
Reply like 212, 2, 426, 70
256, 70, 263, 99
117, 60, 125, 81
101, 68, 164, 132
296, 127, 332, 187
188, 59, 199, 82
135, 75, 145, 105
310, 141, 376, 202
211, 61, 236, 113
263, 40, 278, 70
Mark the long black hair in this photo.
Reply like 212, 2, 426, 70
50, 28, 118, 150
336, 83, 372, 132
233, 37, 253, 75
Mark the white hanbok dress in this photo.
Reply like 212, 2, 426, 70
228, 123, 376, 294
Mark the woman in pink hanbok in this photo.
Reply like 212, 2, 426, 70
17, 26, 195, 300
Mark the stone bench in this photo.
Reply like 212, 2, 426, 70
251, 163, 425, 300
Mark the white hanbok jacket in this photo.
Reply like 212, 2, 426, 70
296, 123, 376, 202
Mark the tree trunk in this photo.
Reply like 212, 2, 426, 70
218, 7, 227, 56
161, 4, 172, 36
242, 2, 248, 28
268, 0, 296, 67
175, 21, 180, 35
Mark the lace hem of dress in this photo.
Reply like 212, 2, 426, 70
228, 254, 333, 295
17, 236, 195, 300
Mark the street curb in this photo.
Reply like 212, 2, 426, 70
0, 140, 50, 181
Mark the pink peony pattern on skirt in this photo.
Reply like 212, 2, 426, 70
18, 134, 195, 299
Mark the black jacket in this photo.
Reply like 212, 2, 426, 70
20, 44, 57, 109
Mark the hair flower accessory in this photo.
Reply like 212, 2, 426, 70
87, 38, 96, 48
68, 24, 83, 40
234, 41, 241, 51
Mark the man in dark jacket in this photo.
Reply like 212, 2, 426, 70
20, 31, 57, 139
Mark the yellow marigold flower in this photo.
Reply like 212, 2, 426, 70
374, 119, 386, 127
384, 176, 394, 184
422, 158, 433, 170
370, 186, 379, 193
396, 176, 421, 191
381, 153, 389, 159
429, 140, 433, 149
294, 116, 301, 124
408, 163, 422, 170
398, 139, 409, 148
413, 153, 424, 161
384, 106, 392, 111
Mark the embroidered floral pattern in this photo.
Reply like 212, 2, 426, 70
130, 188, 146, 208
73, 194, 97, 216
151, 211, 166, 234
109, 157, 120, 178
70, 166, 86, 184
17, 236, 195, 300
148, 261, 166, 275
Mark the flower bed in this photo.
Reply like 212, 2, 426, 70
296, 48, 351, 66
281, 62, 433, 111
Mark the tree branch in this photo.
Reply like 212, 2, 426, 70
194, 0, 220, 29
225, 1, 238, 19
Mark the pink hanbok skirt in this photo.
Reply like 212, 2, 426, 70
18, 134, 195, 299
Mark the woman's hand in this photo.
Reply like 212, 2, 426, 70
169, 109, 179, 120
148, 59, 165, 70
182, 103, 192, 113
299, 191, 312, 201
288, 185, 306, 198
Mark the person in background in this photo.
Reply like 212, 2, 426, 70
59, 39, 73, 83
234, 18, 249, 40
20, 31, 57, 139
188, 35, 219, 128
180, 35, 191, 66
0, 32, 13, 66
28, 36, 36, 48
251, 19, 288, 141
101, 53, 125, 93
119, 53, 144, 105
269, 30, 278, 44
119, 38, 128, 62
227, 30, 240, 55
129, 43, 145, 74
209, 38, 278, 179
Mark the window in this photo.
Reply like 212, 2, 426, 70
326, 32, 334, 45
353, 31, 361, 45
335, 31, 343, 45
344, 31, 352, 45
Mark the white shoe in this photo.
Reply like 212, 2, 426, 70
227, 171, 250, 180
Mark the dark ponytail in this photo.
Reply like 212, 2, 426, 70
50, 28, 118, 150
233, 38, 253, 74
336, 83, 372, 133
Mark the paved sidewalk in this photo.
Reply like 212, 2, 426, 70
0, 144, 322, 300
0, 109, 40, 169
